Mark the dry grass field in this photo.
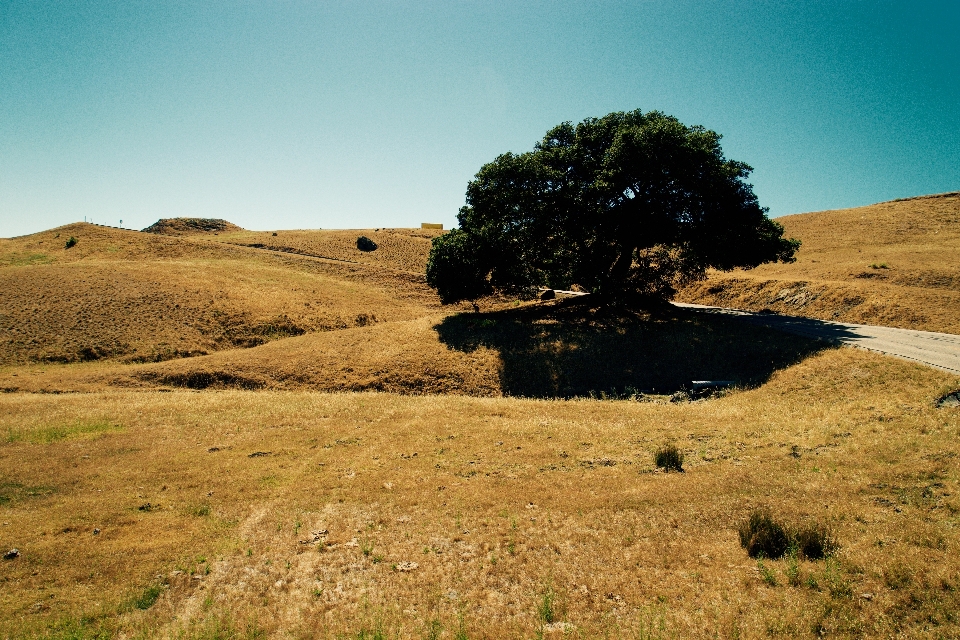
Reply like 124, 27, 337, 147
1, 349, 959, 639
0, 223, 439, 367
2, 201, 959, 638
676, 192, 960, 334
0, 301, 827, 398
217, 227, 443, 274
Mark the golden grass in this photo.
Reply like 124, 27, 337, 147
0, 302, 828, 397
0, 224, 441, 367
4, 418, 121, 445
1, 348, 958, 638
3, 199, 960, 638
216, 227, 443, 274
678, 192, 960, 333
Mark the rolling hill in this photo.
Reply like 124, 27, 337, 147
0, 223, 440, 368
1, 209, 959, 638
676, 191, 960, 333
3, 193, 958, 395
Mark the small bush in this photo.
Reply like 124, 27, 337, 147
738, 509, 790, 559
738, 509, 837, 560
654, 445, 684, 472
356, 236, 378, 252
65, 236, 77, 249
794, 523, 837, 560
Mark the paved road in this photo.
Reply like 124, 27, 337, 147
673, 302, 960, 376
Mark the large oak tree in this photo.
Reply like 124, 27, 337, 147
427, 110, 799, 304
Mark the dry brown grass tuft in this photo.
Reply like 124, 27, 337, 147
677, 192, 960, 333
1, 348, 959, 638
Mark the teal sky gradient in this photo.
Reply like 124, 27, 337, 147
2, 1, 958, 236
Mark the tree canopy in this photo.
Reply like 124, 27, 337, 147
426, 109, 799, 305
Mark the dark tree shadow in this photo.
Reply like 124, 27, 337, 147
434, 298, 836, 398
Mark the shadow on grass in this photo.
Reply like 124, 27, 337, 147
434, 298, 835, 398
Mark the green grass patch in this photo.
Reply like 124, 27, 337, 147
7, 252, 54, 266
5, 419, 122, 444
132, 583, 165, 610
25, 615, 113, 640
0, 481, 58, 505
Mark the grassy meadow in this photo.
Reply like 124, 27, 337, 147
1, 349, 959, 638
1, 197, 959, 638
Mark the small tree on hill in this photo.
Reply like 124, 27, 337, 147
426, 110, 799, 304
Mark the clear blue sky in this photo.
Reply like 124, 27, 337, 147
2, 1, 958, 237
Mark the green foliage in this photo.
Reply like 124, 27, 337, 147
793, 523, 837, 560
786, 545, 802, 586
7, 252, 52, 266
356, 236, 378, 252
654, 444, 684, 472
422, 618, 442, 640
0, 481, 56, 505
28, 616, 112, 640
361, 539, 374, 557
6, 420, 120, 444
537, 584, 556, 625
352, 623, 386, 640
453, 613, 469, 640
176, 611, 265, 640
133, 583, 165, 610
757, 557, 778, 586
427, 109, 799, 304
823, 558, 852, 598
65, 236, 78, 249
426, 229, 496, 304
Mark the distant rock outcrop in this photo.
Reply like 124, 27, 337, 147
142, 218, 243, 236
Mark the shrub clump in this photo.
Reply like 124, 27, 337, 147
64, 236, 77, 249
739, 509, 790, 559
793, 523, 838, 560
356, 236, 378, 252
654, 444, 684, 472
738, 508, 837, 560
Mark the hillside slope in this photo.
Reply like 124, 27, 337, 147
0, 223, 440, 366
218, 227, 443, 273
4, 191, 957, 391
1, 301, 829, 399
677, 192, 960, 333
